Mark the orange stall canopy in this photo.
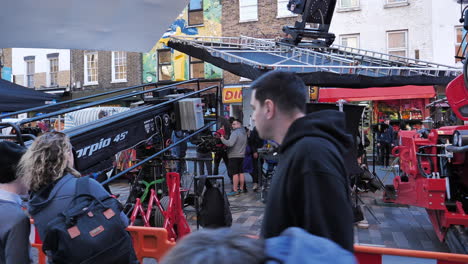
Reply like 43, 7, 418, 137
318, 86, 436, 102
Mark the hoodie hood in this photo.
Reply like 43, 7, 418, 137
28, 174, 73, 215
265, 227, 356, 264
280, 110, 352, 155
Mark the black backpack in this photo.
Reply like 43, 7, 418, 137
42, 177, 138, 264
198, 177, 232, 228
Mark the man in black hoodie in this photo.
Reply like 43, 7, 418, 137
251, 71, 354, 252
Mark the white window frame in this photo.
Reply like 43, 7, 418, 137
84, 52, 98, 86
339, 34, 360, 49
384, 0, 409, 8
455, 26, 464, 63
239, 0, 258, 22
338, 0, 359, 9
387, 30, 408, 58
111, 51, 127, 83
189, 56, 205, 79
386, 0, 407, 3
158, 49, 172, 81
277, 0, 296, 18
188, 0, 204, 26
49, 57, 59, 87
25, 60, 35, 88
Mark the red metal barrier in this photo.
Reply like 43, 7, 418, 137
31, 235, 468, 264
127, 226, 176, 262
130, 172, 190, 241
30, 219, 46, 264
354, 245, 468, 264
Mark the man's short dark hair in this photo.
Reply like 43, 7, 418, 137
251, 71, 308, 114
161, 228, 265, 264
233, 118, 242, 124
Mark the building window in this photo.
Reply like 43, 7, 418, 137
339, 0, 359, 8
49, 57, 58, 86
455, 26, 465, 63
277, 0, 296, 17
26, 60, 35, 88
384, 0, 408, 8
387, 30, 408, 58
239, 0, 258, 22
84, 52, 98, 85
158, 49, 172, 81
188, 0, 204, 26
386, 0, 407, 3
340, 34, 360, 49
112, 51, 127, 82
190, 57, 204, 79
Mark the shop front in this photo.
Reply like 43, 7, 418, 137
319, 85, 436, 130
222, 85, 244, 121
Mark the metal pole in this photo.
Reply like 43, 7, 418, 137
372, 103, 376, 176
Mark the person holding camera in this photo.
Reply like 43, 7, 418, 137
213, 123, 229, 177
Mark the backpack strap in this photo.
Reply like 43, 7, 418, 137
75, 176, 91, 196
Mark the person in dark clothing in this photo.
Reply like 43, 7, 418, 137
250, 70, 354, 252
248, 127, 264, 191
377, 119, 395, 167
213, 124, 229, 176
171, 130, 188, 174
0, 141, 31, 264
195, 137, 213, 176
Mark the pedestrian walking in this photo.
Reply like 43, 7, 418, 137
250, 70, 354, 252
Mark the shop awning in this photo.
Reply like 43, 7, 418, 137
318, 85, 436, 102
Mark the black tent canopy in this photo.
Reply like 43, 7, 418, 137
0, 79, 57, 112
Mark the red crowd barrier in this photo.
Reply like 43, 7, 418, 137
127, 226, 176, 262
30, 222, 468, 264
354, 245, 468, 264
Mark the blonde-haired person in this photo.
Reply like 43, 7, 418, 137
17, 132, 135, 263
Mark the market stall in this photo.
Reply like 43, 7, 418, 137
318, 85, 436, 130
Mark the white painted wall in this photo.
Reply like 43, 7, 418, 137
330, 0, 463, 66
431, 0, 464, 66
12, 48, 70, 75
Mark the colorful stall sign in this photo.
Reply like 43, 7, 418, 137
223, 87, 242, 104
310, 86, 319, 101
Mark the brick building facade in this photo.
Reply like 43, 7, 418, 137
70, 50, 142, 103
222, 0, 298, 84
0, 48, 12, 81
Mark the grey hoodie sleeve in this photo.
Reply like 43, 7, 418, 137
5, 213, 31, 264
220, 130, 238, 147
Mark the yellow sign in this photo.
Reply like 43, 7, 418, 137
223, 87, 242, 104
310, 86, 319, 101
